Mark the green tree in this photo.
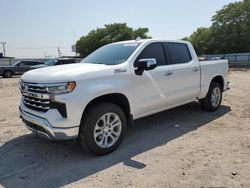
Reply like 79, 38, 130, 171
76, 23, 150, 57
183, 27, 212, 55
211, 0, 250, 54
184, 0, 250, 54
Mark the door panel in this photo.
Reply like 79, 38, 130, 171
165, 42, 200, 104
132, 42, 175, 116
16, 62, 30, 74
132, 66, 174, 116
170, 62, 200, 104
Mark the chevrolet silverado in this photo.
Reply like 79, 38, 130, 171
19, 39, 229, 155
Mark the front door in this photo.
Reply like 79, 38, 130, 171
131, 42, 174, 118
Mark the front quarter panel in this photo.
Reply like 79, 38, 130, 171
54, 65, 134, 126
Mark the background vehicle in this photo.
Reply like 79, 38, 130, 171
30, 58, 79, 69
0, 60, 44, 78
19, 39, 229, 155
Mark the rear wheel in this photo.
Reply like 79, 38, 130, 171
3, 70, 13, 78
78, 102, 127, 155
201, 82, 222, 111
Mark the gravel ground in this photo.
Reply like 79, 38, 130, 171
0, 70, 250, 188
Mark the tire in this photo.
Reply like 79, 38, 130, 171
201, 82, 222, 111
78, 102, 127, 155
3, 70, 13, 78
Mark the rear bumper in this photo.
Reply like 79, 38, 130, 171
19, 107, 79, 140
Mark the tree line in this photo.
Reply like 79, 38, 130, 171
183, 0, 250, 55
76, 23, 150, 57
76, 0, 250, 57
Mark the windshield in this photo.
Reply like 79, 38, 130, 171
81, 42, 141, 65
12, 61, 21, 66
45, 59, 57, 66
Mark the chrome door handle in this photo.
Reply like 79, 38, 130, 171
193, 68, 199, 72
164, 72, 173, 76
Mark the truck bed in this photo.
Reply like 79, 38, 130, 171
199, 59, 229, 98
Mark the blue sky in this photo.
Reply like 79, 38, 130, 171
0, 0, 238, 58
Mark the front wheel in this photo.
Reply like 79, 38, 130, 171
201, 82, 222, 111
3, 70, 13, 78
78, 102, 127, 155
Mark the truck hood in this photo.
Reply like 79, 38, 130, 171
21, 63, 109, 83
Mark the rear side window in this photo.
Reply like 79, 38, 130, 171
136, 43, 167, 66
30, 61, 43, 65
56, 60, 66, 65
57, 60, 75, 65
26, 62, 39, 66
166, 43, 192, 64
18, 62, 28, 66
65, 60, 76, 64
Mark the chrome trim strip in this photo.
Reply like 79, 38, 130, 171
23, 100, 50, 110
23, 96, 50, 104
28, 88, 47, 93
21, 81, 69, 87
22, 91, 50, 100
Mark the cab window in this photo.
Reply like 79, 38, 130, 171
136, 43, 167, 66
165, 42, 192, 64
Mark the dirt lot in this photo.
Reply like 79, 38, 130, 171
0, 70, 250, 188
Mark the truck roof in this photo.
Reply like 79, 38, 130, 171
112, 39, 190, 45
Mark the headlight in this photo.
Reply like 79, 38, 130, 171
46, 81, 76, 95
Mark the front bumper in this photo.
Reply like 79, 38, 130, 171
19, 107, 79, 140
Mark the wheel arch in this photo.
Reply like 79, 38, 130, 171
81, 93, 133, 126
199, 74, 225, 100
3, 69, 14, 74
210, 75, 224, 90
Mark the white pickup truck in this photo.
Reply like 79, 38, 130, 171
19, 39, 229, 155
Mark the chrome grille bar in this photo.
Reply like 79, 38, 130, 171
23, 100, 50, 110
23, 96, 50, 104
28, 87, 47, 93
22, 91, 50, 100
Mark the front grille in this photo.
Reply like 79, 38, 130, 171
20, 82, 50, 112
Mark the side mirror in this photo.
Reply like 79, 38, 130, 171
134, 58, 157, 75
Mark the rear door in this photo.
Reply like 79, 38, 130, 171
164, 42, 200, 104
132, 42, 175, 117
25, 61, 43, 71
21, 61, 32, 73
14, 61, 30, 74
